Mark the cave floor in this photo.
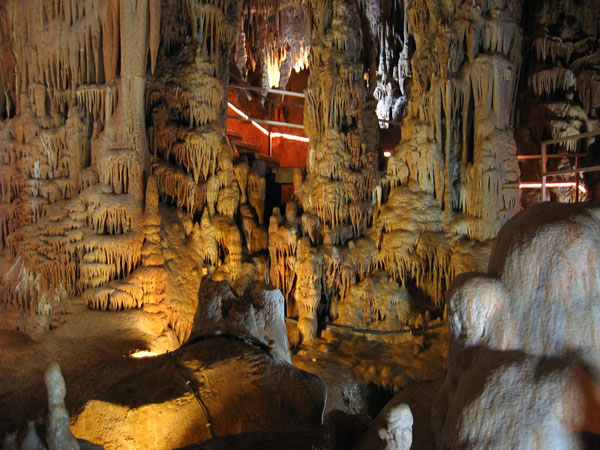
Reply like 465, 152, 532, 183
292, 323, 449, 449
0, 305, 448, 450
0, 303, 169, 436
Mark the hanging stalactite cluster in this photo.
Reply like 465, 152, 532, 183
234, 0, 309, 89
0, 0, 161, 317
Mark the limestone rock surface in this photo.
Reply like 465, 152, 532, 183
71, 337, 326, 450
437, 201, 600, 449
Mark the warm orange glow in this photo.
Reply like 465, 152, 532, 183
228, 102, 270, 136
129, 350, 158, 358
271, 132, 309, 143
292, 46, 310, 73
265, 46, 309, 88
266, 51, 283, 88
228, 102, 309, 143
519, 182, 587, 194
383, 151, 392, 158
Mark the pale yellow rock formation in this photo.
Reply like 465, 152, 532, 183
44, 361, 79, 450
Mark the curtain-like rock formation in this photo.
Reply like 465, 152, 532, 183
0, 0, 274, 344
0, 0, 157, 316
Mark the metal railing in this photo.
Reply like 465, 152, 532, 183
517, 129, 600, 202
227, 84, 309, 158
228, 82, 402, 130
284, 316, 447, 336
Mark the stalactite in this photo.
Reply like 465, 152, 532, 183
152, 160, 206, 214
76, 85, 107, 122
384, 0, 522, 269
529, 67, 577, 97
336, 270, 411, 329
516, 0, 599, 207
235, 1, 308, 88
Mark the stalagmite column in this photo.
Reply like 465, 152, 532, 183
0, 1, 184, 334
391, 0, 522, 239
117, 0, 157, 201
147, 0, 245, 290
148, 0, 243, 215
0, 0, 158, 312
298, 0, 379, 236
274, 0, 379, 340
377, 0, 523, 304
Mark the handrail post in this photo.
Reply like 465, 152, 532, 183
542, 143, 547, 201
575, 155, 580, 202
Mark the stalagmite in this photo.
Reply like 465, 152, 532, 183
216, 185, 240, 218
241, 204, 267, 254
44, 361, 79, 450
270, 0, 380, 336
1, 1, 600, 449
248, 168, 266, 225
337, 270, 411, 331
234, 160, 249, 204
294, 237, 323, 341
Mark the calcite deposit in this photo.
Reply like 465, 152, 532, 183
437, 202, 600, 449
0, 0, 272, 345
71, 279, 327, 450
44, 361, 80, 450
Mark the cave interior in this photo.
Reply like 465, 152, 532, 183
1, 0, 600, 449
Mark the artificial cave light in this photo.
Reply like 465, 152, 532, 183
266, 47, 310, 88
266, 51, 283, 88
271, 132, 310, 143
228, 101, 270, 135
129, 350, 159, 358
520, 181, 587, 194
228, 102, 309, 142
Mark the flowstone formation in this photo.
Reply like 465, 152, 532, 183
268, 0, 519, 341
0, 0, 273, 344
517, 0, 600, 204
381, 0, 523, 301
145, 0, 273, 337
436, 202, 600, 449
0, 0, 159, 320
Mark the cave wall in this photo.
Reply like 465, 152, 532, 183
1, 0, 599, 344
265, 0, 526, 341
0, 0, 269, 343
0, 0, 155, 315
